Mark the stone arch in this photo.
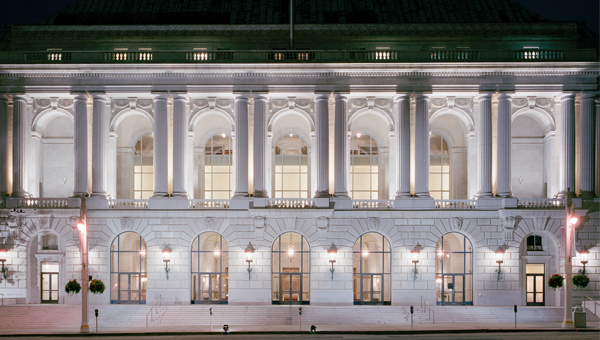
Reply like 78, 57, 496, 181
511, 107, 555, 134
189, 108, 235, 133
429, 107, 475, 132
268, 108, 315, 133
32, 108, 73, 134
110, 108, 154, 132
430, 128, 456, 150
348, 107, 394, 132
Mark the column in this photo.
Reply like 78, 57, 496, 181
72, 94, 88, 197
233, 94, 249, 197
90, 94, 108, 197
186, 132, 195, 199
333, 94, 349, 197
11, 95, 30, 198
578, 93, 596, 198
475, 93, 493, 198
394, 94, 411, 198
152, 93, 169, 197
558, 94, 576, 197
496, 93, 512, 197
253, 94, 268, 198
414, 94, 431, 197
172, 93, 189, 197
0, 96, 9, 197
314, 94, 329, 198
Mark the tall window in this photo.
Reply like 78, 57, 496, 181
204, 134, 233, 199
272, 232, 310, 304
191, 232, 229, 304
134, 134, 153, 199
353, 232, 391, 305
350, 133, 378, 199
430, 133, 450, 199
435, 233, 473, 305
527, 235, 543, 251
110, 232, 147, 304
274, 134, 308, 198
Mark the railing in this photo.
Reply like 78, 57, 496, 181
266, 198, 316, 208
189, 199, 230, 209
434, 200, 477, 210
584, 296, 599, 317
352, 200, 393, 210
1, 49, 594, 64
421, 295, 435, 324
146, 295, 161, 327
108, 199, 148, 209
17, 198, 69, 208
517, 198, 565, 209
0, 293, 3, 306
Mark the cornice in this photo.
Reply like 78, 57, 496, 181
10, 23, 578, 38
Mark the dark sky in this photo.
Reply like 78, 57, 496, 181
1, 0, 598, 35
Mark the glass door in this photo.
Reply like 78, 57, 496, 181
526, 264, 545, 306
360, 274, 383, 304
41, 262, 59, 304
118, 273, 147, 304
441, 274, 464, 305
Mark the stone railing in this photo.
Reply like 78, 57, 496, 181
434, 200, 477, 210
517, 198, 565, 209
513, 50, 564, 60
15, 198, 70, 208
108, 199, 149, 209
189, 199, 230, 209
352, 200, 394, 210
266, 198, 316, 208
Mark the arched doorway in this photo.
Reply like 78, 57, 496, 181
272, 232, 310, 304
191, 232, 229, 304
110, 232, 147, 304
353, 232, 391, 305
435, 232, 473, 305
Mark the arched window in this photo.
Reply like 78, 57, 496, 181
430, 133, 450, 199
204, 134, 233, 199
350, 133, 378, 199
435, 233, 473, 305
272, 232, 309, 304
353, 232, 391, 305
134, 134, 153, 199
41, 234, 58, 250
110, 232, 147, 304
274, 134, 308, 198
527, 235, 543, 251
191, 232, 229, 304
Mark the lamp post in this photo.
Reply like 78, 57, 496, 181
0, 248, 7, 282
245, 242, 255, 280
327, 243, 337, 280
77, 196, 90, 334
563, 190, 578, 328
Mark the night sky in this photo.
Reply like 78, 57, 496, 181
1, 0, 598, 35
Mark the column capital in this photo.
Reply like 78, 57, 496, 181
151, 92, 169, 101
577, 92, 598, 101
414, 93, 430, 101
90, 93, 109, 102
393, 94, 411, 102
70, 92, 90, 102
313, 93, 330, 101
495, 92, 513, 100
10, 94, 32, 103
557, 93, 577, 101
252, 93, 269, 102
171, 92, 189, 102
334, 93, 349, 101
475, 92, 494, 101
233, 93, 250, 101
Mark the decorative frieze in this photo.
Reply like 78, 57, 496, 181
315, 216, 330, 240
202, 217, 216, 230
450, 217, 463, 230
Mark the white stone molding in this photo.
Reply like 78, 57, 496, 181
315, 216, 330, 241
202, 217, 216, 230
367, 217, 380, 231
500, 216, 517, 242
120, 216, 134, 230
450, 217, 463, 230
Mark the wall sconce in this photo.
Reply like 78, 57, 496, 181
411, 245, 421, 281
579, 248, 589, 275
327, 243, 337, 280
0, 249, 7, 282
495, 248, 504, 281
162, 247, 171, 280
245, 242, 255, 280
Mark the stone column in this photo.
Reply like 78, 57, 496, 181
11, 95, 30, 198
253, 94, 268, 198
152, 93, 169, 197
186, 132, 195, 199
558, 94, 576, 197
578, 93, 596, 198
394, 94, 411, 198
90, 94, 108, 197
72, 94, 88, 197
314, 94, 330, 198
496, 93, 512, 197
171, 93, 189, 197
414, 94, 431, 198
233, 94, 249, 197
0, 96, 9, 197
475, 93, 493, 198
334, 94, 349, 197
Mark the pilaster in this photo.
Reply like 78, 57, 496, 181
557, 93, 576, 197
333, 94, 349, 198
394, 94, 411, 198
71, 93, 89, 197
151, 93, 169, 197
314, 93, 330, 198
171, 93, 189, 197
578, 93, 596, 198
475, 93, 494, 198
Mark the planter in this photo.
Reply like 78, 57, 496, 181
89, 279, 105, 294
65, 279, 81, 296
572, 274, 590, 290
548, 274, 564, 291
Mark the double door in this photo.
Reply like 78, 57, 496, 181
441, 274, 464, 305
41, 262, 59, 304
355, 274, 383, 304
192, 273, 227, 303
116, 273, 146, 304
526, 264, 545, 306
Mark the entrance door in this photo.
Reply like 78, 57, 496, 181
526, 264, 545, 306
280, 273, 301, 304
117, 273, 147, 304
194, 274, 222, 303
359, 274, 383, 304
442, 275, 464, 305
41, 262, 59, 304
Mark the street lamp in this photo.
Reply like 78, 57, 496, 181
245, 242, 255, 280
411, 246, 420, 281
579, 248, 589, 275
495, 248, 504, 281
563, 189, 578, 328
163, 249, 171, 280
327, 243, 337, 280
0, 249, 7, 281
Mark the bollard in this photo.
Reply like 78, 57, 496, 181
94, 309, 99, 333
210, 307, 213, 331
410, 306, 414, 330
513, 305, 517, 329
298, 307, 302, 331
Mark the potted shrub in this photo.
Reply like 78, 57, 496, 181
548, 274, 564, 291
65, 279, 81, 296
89, 279, 105, 294
572, 274, 590, 290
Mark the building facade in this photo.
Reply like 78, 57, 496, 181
0, 0, 598, 309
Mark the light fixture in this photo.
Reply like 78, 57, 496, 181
289, 133, 293, 137
287, 233, 295, 261
495, 248, 504, 281
356, 132, 361, 138
245, 242, 255, 280
327, 243, 337, 280
140, 244, 146, 257
569, 216, 578, 227
362, 244, 369, 258
163, 248, 171, 280
213, 243, 221, 258
411, 244, 421, 281
579, 248, 589, 275
76, 220, 86, 234
0, 249, 7, 282
221, 133, 226, 138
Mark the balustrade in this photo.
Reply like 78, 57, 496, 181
266, 198, 316, 208
189, 199, 230, 209
516, 198, 565, 209
16, 198, 69, 208
352, 200, 393, 210
434, 200, 477, 210
108, 199, 148, 209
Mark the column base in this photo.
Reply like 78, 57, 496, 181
86, 196, 108, 209
331, 196, 352, 210
230, 197, 251, 210
80, 325, 90, 334
578, 190, 595, 199
171, 192, 189, 198
502, 197, 518, 208
393, 197, 434, 210
562, 320, 574, 328
253, 190, 269, 198
475, 192, 494, 198
313, 191, 330, 199
148, 196, 189, 209
10, 192, 30, 198
394, 192, 412, 199
475, 197, 503, 210
90, 192, 108, 198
